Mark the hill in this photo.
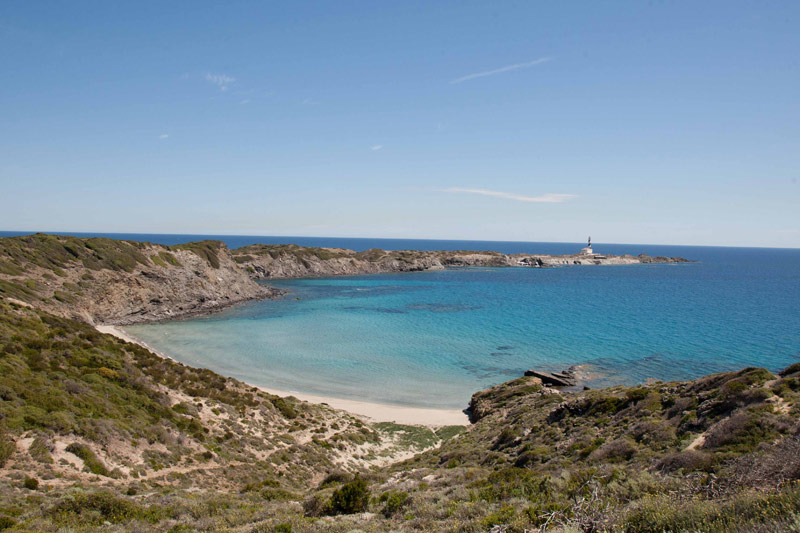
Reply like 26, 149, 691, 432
0, 234, 276, 324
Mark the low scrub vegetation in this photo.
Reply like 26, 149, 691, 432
0, 293, 798, 531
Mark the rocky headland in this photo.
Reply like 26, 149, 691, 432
0, 234, 278, 325
231, 243, 689, 280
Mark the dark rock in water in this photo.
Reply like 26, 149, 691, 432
524, 369, 577, 387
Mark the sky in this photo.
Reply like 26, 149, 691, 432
1, 1, 798, 247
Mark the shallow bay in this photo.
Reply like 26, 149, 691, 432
126, 244, 800, 409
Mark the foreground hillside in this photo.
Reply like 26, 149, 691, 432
0, 300, 459, 531
1, 296, 798, 531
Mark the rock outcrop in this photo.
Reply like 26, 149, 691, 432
524, 369, 578, 387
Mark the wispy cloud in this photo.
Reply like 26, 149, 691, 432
205, 73, 235, 91
159, 134, 169, 139
450, 57, 552, 84
441, 187, 576, 203
370, 145, 383, 151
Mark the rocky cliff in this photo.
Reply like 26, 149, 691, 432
0, 234, 277, 325
230, 244, 511, 279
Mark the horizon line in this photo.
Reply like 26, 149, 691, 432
0, 229, 796, 250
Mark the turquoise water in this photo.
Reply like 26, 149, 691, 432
124, 244, 800, 409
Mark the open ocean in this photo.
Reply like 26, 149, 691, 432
4, 231, 799, 409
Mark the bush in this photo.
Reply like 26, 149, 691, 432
590, 438, 637, 463
493, 427, 518, 450
326, 476, 369, 515
0, 433, 14, 467
23, 476, 39, 490
624, 487, 800, 533
703, 411, 779, 453
380, 491, 409, 517
655, 450, 714, 473
270, 397, 297, 419
302, 495, 325, 517
50, 491, 140, 525
65, 443, 110, 476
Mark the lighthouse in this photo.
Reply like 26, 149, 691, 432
580, 236, 593, 255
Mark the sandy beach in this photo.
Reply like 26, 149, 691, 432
95, 324, 470, 427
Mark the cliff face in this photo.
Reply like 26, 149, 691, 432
0, 234, 277, 325
231, 245, 511, 279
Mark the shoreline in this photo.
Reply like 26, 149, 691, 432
95, 324, 470, 427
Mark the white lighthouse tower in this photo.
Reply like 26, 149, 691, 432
580, 236, 594, 255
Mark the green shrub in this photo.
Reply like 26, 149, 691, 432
703, 411, 780, 453
482, 505, 516, 528
0, 432, 14, 467
65, 443, 110, 476
29, 435, 53, 463
380, 491, 409, 517
326, 476, 369, 515
624, 488, 800, 533
270, 397, 297, 419
50, 491, 140, 525
23, 476, 39, 490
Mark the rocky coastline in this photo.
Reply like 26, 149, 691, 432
0, 234, 689, 325
231, 243, 690, 280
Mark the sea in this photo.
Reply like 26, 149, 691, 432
3, 231, 799, 409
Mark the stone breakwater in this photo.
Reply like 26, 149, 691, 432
231, 244, 690, 280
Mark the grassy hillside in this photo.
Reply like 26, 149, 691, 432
367, 370, 800, 531
0, 300, 452, 531
2, 294, 798, 531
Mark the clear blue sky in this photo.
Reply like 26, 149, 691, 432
1, 1, 798, 247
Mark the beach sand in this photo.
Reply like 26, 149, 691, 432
96, 325, 470, 427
